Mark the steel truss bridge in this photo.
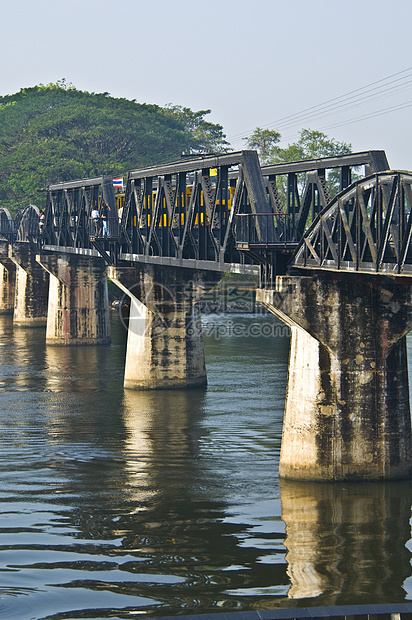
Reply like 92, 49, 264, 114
2, 148, 412, 284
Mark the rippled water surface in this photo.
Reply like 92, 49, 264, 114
0, 312, 412, 619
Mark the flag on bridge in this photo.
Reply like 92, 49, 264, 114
113, 177, 123, 189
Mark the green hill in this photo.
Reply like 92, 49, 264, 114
0, 80, 228, 213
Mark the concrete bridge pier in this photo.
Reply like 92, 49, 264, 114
257, 275, 412, 481
0, 241, 15, 314
108, 264, 220, 389
10, 242, 49, 327
37, 253, 111, 345
0, 263, 15, 314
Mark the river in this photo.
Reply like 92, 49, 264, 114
0, 310, 411, 619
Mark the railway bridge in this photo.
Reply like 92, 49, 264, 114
1, 148, 412, 482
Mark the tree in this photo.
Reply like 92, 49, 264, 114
245, 127, 353, 199
164, 105, 229, 154
0, 83, 229, 213
243, 127, 281, 165
245, 127, 351, 163
272, 128, 352, 163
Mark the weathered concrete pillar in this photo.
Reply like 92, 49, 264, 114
0, 263, 15, 314
108, 264, 220, 389
0, 241, 15, 314
37, 252, 111, 345
10, 242, 49, 327
257, 275, 412, 480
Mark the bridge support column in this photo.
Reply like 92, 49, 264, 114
0, 263, 16, 314
257, 275, 412, 481
108, 264, 220, 389
0, 241, 15, 315
10, 242, 49, 327
37, 253, 111, 345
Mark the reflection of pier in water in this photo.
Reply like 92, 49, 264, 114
34, 384, 290, 614
120, 388, 207, 502
38, 363, 412, 612
280, 480, 412, 606
5, 315, 412, 613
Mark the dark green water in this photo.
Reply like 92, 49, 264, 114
0, 311, 411, 619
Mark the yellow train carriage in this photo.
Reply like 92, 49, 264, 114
117, 184, 236, 229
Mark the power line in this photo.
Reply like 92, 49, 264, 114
264, 72, 412, 132
316, 100, 412, 132
252, 82, 412, 143
228, 66, 412, 143
273, 100, 412, 147
269, 80, 412, 133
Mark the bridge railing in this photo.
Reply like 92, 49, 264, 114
88, 212, 119, 240
235, 213, 289, 246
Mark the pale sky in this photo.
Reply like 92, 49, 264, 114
2, 0, 412, 169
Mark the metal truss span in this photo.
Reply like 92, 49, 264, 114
37, 149, 389, 273
119, 150, 269, 268
37, 150, 272, 271
292, 170, 412, 277
0, 148, 399, 282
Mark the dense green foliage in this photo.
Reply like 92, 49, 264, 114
245, 127, 352, 165
0, 81, 229, 213
245, 127, 353, 199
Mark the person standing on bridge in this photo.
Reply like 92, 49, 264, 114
38, 211, 45, 235
91, 206, 101, 236
101, 202, 111, 237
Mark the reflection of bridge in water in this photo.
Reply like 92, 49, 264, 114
21, 335, 411, 613
280, 480, 412, 605
1, 149, 412, 481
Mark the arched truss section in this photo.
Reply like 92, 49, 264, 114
0, 208, 14, 239
16, 205, 41, 242
292, 171, 412, 277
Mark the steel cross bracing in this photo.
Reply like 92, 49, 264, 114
0, 148, 402, 283
236, 150, 390, 284
117, 151, 270, 272
0, 204, 45, 244
29, 151, 271, 271
292, 170, 412, 277
41, 176, 119, 263
117, 150, 385, 271
237, 149, 389, 249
